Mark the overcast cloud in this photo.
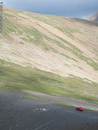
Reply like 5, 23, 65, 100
3, 0, 98, 18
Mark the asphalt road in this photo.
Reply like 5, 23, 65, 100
23, 90, 98, 111
0, 90, 98, 130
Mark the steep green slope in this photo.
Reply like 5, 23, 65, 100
0, 59, 98, 104
0, 7, 98, 104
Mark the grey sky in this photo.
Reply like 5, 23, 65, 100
3, 0, 98, 18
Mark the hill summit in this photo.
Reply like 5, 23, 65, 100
89, 11, 98, 21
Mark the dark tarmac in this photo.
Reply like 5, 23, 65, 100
0, 91, 98, 130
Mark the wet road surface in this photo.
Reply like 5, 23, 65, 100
0, 91, 98, 130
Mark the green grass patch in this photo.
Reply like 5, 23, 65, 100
52, 36, 98, 70
0, 59, 98, 104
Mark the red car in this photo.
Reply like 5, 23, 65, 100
76, 107, 84, 111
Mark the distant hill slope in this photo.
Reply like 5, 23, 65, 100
89, 12, 98, 21
0, 7, 98, 84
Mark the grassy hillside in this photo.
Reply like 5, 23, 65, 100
0, 7, 98, 103
0, 59, 98, 104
